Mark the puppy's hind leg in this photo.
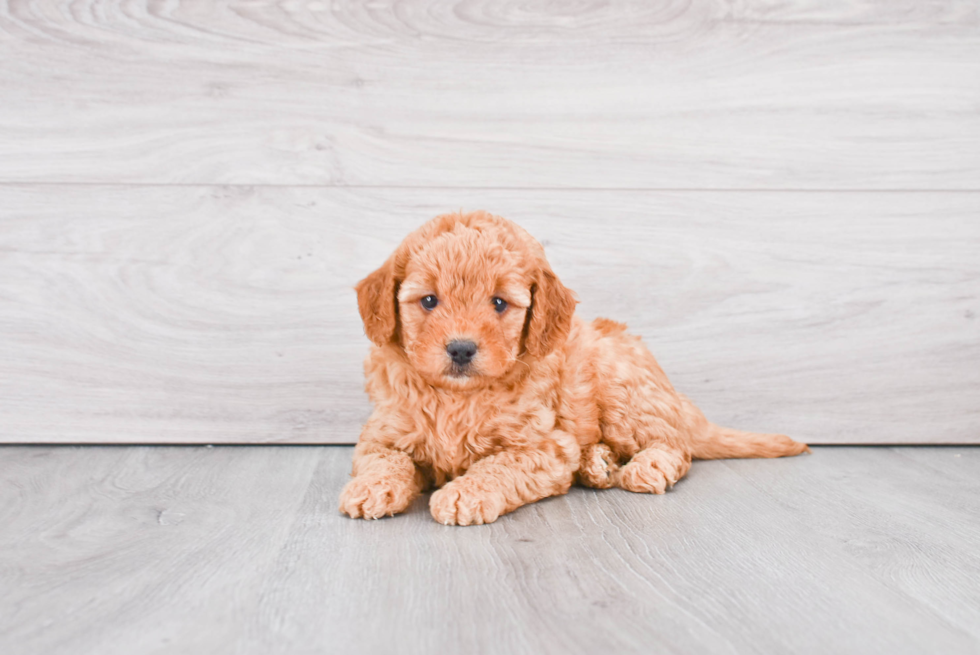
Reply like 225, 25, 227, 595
615, 444, 691, 494
577, 442, 620, 489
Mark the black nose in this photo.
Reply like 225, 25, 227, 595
446, 340, 477, 366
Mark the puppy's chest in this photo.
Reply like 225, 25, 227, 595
394, 395, 522, 481
405, 399, 491, 465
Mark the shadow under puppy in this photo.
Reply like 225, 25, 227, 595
340, 211, 808, 525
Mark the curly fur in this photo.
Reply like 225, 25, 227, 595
340, 211, 809, 525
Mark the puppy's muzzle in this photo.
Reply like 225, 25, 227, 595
446, 340, 477, 368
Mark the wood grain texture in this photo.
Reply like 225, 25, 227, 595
0, 446, 321, 654
1, 1, 977, 444
0, 0, 978, 188
727, 447, 980, 640
1, 186, 977, 444
1, 445, 979, 655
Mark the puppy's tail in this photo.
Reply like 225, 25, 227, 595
690, 423, 810, 460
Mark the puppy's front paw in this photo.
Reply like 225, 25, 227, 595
430, 478, 507, 526
339, 475, 414, 520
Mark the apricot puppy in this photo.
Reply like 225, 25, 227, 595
340, 211, 808, 525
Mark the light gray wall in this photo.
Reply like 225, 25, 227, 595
1, 1, 977, 444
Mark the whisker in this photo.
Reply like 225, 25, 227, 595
512, 356, 531, 374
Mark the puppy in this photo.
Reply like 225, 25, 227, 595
340, 211, 808, 525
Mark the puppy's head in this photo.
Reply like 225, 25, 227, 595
356, 211, 577, 389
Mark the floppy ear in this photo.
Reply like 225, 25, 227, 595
356, 259, 399, 347
524, 266, 577, 358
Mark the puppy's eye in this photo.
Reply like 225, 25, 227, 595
492, 297, 508, 314
420, 295, 438, 311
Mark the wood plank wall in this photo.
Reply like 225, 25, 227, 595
1, 1, 977, 444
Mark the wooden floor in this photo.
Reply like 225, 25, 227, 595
1, 446, 978, 655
